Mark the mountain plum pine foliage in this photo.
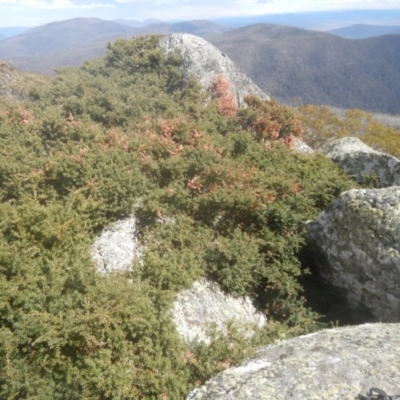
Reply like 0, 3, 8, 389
0, 35, 356, 399
238, 95, 303, 148
209, 74, 238, 117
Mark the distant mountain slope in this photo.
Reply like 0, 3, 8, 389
0, 18, 228, 74
114, 18, 164, 27
0, 18, 138, 59
138, 20, 229, 38
210, 24, 400, 114
328, 24, 400, 39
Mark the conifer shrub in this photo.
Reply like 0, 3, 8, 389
0, 35, 356, 398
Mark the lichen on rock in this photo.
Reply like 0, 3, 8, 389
172, 278, 267, 344
92, 216, 142, 273
158, 33, 269, 107
323, 137, 400, 187
187, 323, 400, 399
307, 186, 400, 321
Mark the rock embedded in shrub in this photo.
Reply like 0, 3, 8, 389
158, 33, 269, 107
187, 323, 400, 399
172, 278, 266, 344
307, 187, 400, 322
92, 220, 267, 342
323, 137, 400, 187
293, 137, 314, 154
92, 216, 142, 273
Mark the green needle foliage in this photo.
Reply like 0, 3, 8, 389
0, 35, 356, 398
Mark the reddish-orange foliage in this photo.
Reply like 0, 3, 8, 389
71, 147, 89, 164
98, 128, 129, 151
18, 106, 33, 126
209, 75, 238, 117
239, 96, 304, 149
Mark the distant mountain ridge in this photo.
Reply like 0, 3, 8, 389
328, 24, 400, 39
0, 18, 228, 74
138, 20, 229, 38
212, 9, 400, 30
2, 18, 400, 114
114, 18, 164, 27
210, 23, 400, 114
0, 18, 137, 59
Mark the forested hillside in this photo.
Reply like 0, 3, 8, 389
210, 24, 400, 114
0, 35, 363, 399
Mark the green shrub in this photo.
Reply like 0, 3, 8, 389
0, 36, 357, 398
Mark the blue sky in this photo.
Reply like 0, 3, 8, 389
1, 0, 400, 27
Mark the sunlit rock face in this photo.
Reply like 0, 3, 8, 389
307, 187, 400, 322
172, 278, 266, 344
293, 137, 314, 154
323, 137, 400, 187
187, 323, 400, 400
92, 216, 142, 273
158, 33, 269, 107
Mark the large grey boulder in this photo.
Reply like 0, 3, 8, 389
92, 216, 142, 273
307, 187, 400, 322
173, 278, 266, 344
158, 34, 269, 107
324, 137, 400, 187
187, 323, 400, 399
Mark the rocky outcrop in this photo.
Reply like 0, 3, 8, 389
307, 187, 400, 322
173, 278, 266, 344
187, 323, 400, 399
92, 216, 142, 273
158, 34, 269, 107
323, 137, 400, 187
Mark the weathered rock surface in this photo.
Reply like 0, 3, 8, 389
323, 137, 400, 187
307, 187, 400, 322
293, 137, 314, 154
172, 278, 266, 344
187, 323, 400, 399
92, 216, 142, 273
158, 33, 269, 106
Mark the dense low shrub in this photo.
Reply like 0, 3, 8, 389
0, 36, 356, 398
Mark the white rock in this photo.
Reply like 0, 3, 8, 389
92, 216, 142, 273
293, 137, 314, 154
323, 137, 400, 187
172, 278, 267, 344
159, 33, 269, 107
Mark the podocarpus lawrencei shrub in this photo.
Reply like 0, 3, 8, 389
0, 35, 356, 399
